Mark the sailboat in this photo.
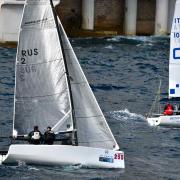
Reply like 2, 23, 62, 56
0, 0, 125, 168
147, 0, 180, 127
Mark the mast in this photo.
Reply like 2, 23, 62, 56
49, 0, 78, 145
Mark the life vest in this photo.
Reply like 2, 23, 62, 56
32, 131, 40, 140
164, 105, 173, 115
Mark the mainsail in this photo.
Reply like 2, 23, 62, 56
169, 0, 180, 98
14, 0, 119, 150
57, 19, 119, 150
13, 0, 73, 135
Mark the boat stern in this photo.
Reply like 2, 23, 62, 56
147, 117, 161, 126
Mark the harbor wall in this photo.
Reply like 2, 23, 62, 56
0, 0, 176, 43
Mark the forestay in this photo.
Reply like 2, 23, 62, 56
13, 0, 73, 135
169, 0, 180, 98
57, 18, 119, 150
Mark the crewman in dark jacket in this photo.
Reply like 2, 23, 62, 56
43, 126, 55, 145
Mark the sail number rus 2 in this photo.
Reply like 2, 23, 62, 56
19, 48, 39, 81
20, 48, 38, 64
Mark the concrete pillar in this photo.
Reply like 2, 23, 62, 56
0, 1, 24, 43
155, 0, 169, 35
82, 0, 94, 30
168, 0, 176, 33
124, 0, 137, 35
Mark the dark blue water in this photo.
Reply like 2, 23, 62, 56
0, 36, 180, 180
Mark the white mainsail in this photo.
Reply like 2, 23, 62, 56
169, 0, 180, 98
13, 0, 73, 135
57, 19, 119, 150
13, 0, 119, 150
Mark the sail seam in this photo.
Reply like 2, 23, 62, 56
22, 26, 56, 30
16, 90, 68, 99
25, 1, 50, 5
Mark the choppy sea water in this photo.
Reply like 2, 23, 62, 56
0, 36, 180, 180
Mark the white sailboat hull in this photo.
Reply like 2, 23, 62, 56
2, 145, 125, 169
147, 115, 180, 127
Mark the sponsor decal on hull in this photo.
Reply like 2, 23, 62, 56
169, 116, 180, 121
99, 150, 124, 163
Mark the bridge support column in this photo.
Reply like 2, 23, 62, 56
124, 0, 137, 35
155, 0, 169, 35
82, 0, 94, 30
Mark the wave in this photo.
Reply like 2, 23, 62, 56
109, 109, 145, 122
109, 109, 146, 129
106, 35, 169, 46
104, 45, 113, 49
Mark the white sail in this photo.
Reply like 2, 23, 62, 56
169, 0, 180, 98
13, 0, 73, 135
57, 19, 119, 150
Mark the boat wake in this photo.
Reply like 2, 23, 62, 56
109, 109, 145, 122
62, 164, 83, 171
108, 109, 147, 132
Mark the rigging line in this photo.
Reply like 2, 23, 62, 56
50, 0, 78, 145
16, 58, 63, 66
52, 110, 71, 131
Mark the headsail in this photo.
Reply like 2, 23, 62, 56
57, 18, 119, 150
169, 0, 180, 98
13, 0, 73, 135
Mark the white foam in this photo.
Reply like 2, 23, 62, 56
105, 45, 113, 49
109, 109, 145, 121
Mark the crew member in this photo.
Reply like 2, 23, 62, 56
28, 126, 42, 144
163, 102, 174, 115
43, 126, 55, 145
